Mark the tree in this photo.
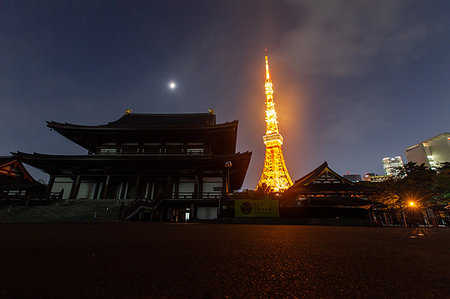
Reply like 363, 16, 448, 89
392, 162, 435, 207
371, 162, 450, 208
233, 183, 276, 200
254, 183, 275, 199
431, 163, 450, 205
369, 190, 401, 209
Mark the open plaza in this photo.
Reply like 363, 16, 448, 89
1, 223, 449, 298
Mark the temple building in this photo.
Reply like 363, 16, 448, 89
282, 162, 379, 208
0, 157, 46, 200
14, 111, 251, 222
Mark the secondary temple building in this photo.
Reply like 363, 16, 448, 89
0, 157, 45, 200
282, 162, 379, 208
14, 111, 251, 221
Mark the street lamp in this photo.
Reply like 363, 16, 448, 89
218, 161, 232, 219
225, 161, 232, 195
404, 200, 420, 227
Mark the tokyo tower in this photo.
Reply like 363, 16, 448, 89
256, 49, 293, 192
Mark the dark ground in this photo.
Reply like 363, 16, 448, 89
0, 223, 449, 298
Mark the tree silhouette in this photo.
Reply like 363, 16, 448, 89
370, 162, 450, 207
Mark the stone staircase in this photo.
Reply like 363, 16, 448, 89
0, 199, 134, 223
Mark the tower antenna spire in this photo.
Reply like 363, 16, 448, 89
265, 48, 271, 80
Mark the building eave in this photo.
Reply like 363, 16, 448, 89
13, 151, 252, 191
47, 121, 239, 153
406, 132, 450, 150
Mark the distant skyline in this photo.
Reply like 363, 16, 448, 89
1, 1, 449, 189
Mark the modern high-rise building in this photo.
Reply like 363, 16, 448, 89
257, 50, 293, 192
363, 173, 391, 182
382, 156, 404, 176
405, 133, 450, 170
343, 174, 362, 183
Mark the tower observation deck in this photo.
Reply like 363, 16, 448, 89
256, 50, 293, 192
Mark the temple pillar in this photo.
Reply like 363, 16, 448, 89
101, 176, 110, 199
194, 175, 200, 199
70, 175, 81, 199
166, 175, 173, 199
46, 175, 55, 198
135, 175, 141, 199
173, 177, 179, 199
223, 173, 227, 197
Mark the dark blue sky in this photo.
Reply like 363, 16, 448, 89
1, 0, 449, 189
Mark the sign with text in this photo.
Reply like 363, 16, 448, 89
234, 200, 279, 217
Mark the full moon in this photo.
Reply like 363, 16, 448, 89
168, 81, 176, 90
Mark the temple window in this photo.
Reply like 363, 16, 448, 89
98, 143, 118, 154
187, 142, 205, 155
165, 143, 184, 154
107, 177, 136, 199
142, 143, 161, 154
202, 177, 223, 199
99, 148, 117, 154
121, 143, 139, 154
51, 177, 73, 199
177, 177, 195, 198
76, 177, 104, 199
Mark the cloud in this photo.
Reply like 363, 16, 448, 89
281, 0, 428, 76
319, 95, 393, 143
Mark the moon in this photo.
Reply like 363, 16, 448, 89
168, 81, 176, 90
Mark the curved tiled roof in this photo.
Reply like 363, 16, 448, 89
47, 112, 218, 129
46, 112, 239, 153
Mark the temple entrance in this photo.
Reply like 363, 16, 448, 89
153, 180, 167, 199
107, 177, 136, 199
169, 207, 192, 222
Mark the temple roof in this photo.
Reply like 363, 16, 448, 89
48, 113, 218, 129
46, 112, 239, 153
0, 156, 45, 190
286, 162, 379, 194
0, 157, 15, 165
0, 156, 35, 183
293, 162, 352, 186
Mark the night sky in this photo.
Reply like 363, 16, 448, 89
1, 1, 449, 189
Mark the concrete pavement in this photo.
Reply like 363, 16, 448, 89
0, 223, 449, 298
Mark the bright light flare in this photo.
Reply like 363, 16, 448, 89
409, 201, 415, 207
168, 81, 176, 90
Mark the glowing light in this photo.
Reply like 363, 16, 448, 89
409, 201, 415, 207
168, 81, 176, 89
256, 49, 293, 193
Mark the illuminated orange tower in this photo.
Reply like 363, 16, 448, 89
256, 49, 293, 192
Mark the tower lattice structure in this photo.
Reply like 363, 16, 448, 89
256, 50, 293, 193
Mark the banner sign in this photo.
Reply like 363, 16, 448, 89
234, 200, 279, 217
